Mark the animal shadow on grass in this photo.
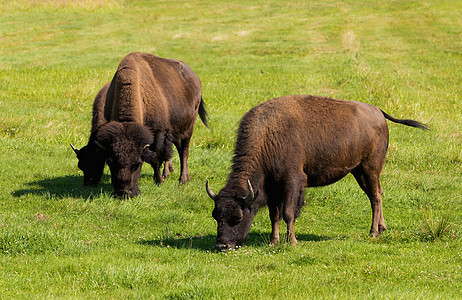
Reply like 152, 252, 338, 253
12, 174, 113, 200
244, 232, 332, 247
139, 234, 217, 251
139, 232, 330, 252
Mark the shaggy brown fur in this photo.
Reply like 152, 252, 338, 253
72, 52, 208, 196
207, 95, 427, 250
95, 121, 154, 197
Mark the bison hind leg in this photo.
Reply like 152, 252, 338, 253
352, 165, 387, 237
162, 158, 175, 179
176, 137, 192, 184
151, 131, 174, 184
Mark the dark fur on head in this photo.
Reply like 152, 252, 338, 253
74, 139, 106, 186
96, 122, 153, 154
95, 121, 154, 197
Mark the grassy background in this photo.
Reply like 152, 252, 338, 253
0, 0, 461, 298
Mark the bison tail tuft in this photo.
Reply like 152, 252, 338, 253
198, 96, 209, 128
381, 110, 429, 130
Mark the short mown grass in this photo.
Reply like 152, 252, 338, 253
0, 0, 461, 298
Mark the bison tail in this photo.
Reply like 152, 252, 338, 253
381, 110, 429, 130
198, 96, 209, 128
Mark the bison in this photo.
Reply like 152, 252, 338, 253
71, 52, 208, 197
206, 95, 428, 250
70, 82, 110, 187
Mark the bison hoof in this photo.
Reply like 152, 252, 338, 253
370, 225, 387, 237
379, 224, 387, 234
369, 230, 381, 237
162, 162, 175, 180
269, 238, 279, 246
179, 175, 191, 184
286, 236, 298, 246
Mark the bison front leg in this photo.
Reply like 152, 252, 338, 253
153, 164, 164, 184
147, 159, 164, 184
283, 211, 297, 246
282, 176, 306, 245
268, 204, 280, 246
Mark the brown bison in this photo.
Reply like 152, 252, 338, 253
71, 52, 208, 197
206, 95, 428, 250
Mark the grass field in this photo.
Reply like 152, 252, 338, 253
0, 0, 461, 298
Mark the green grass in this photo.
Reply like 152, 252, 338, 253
1, 0, 461, 298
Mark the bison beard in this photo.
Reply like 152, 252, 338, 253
206, 95, 428, 250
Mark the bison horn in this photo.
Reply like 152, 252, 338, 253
206, 180, 217, 201
94, 140, 107, 151
243, 180, 255, 207
69, 143, 79, 155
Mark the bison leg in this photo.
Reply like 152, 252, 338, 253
162, 158, 174, 179
268, 204, 280, 245
352, 166, 387, 236
284, 213, 297, 245
176, 137, 192, 184
282, 174, 306, 245
153, 163, 164, 184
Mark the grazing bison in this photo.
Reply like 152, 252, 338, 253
71, 52, 208, 197
70, 82, 110, 186
206, 95, 428, 250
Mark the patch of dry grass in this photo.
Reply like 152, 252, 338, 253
0, 0, 125, 10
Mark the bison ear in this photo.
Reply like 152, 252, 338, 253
141, 145, 157, 163
94, 121, 123, 151
94, 140, 108, 151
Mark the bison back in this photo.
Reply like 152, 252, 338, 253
234, 95, 388, 186
104, 52, 202, 136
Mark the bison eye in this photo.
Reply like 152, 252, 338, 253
228, 216, 242, 227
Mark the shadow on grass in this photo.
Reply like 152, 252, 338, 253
139, 232, 331, 252
139, 234, 217, 251
12, 174, 113, 200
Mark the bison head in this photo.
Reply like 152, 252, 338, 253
70, 141, 106, 186
206, 180, 258, 251
94, 121, 154, 197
